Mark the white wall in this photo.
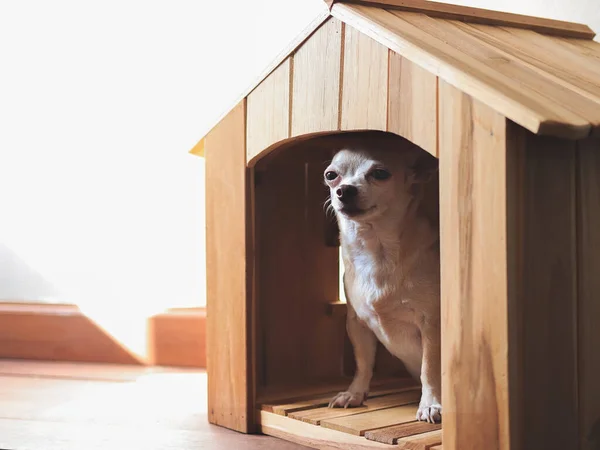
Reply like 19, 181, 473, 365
0, 0, 597, 315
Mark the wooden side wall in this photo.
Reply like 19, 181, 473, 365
440, 80, 600, 450
577, 138, 600, 450
438, 80, 512, 450
205, 100, 255, 433
254, 147, 344, 388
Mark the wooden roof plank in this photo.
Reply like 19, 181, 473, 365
191, 1, 599, 157
326, 0, 595, 39
393, 12, 600, 130
332, 3, 591, 139
455, 22, 600, 104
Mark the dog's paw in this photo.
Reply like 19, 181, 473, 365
328, 391, 366, 408
416, 402, 442, 423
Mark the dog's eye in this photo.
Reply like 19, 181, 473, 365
325, 171, 338, 181
370, 169, 391, 180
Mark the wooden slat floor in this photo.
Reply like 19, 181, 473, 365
261, 386, 442, 449
0, 359, 309, 450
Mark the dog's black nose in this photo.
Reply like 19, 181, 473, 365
336, 185, 358, 203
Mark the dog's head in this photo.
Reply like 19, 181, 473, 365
324, 142, 437, 223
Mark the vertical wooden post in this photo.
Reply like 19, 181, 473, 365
205, 100, 255, 433
440, 79, 581, 450
576, 138, 600, 450
511, 130, 578, 450
439, 80, 512, 450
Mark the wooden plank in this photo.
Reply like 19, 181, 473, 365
397, 430, 442, 449
291, 17, 343, 137
365, 421, 441, 444
340, 23, 388, 131
513, 29, 600, 75
258, 374, 417, 406
576, 138, 600, 450
289, 389, 421, 424
326, 300, 348, 317
430, 446, 442, 450
189, 9, 330, 156
511, 131, 578, 450
567, 38, 600, 59
387, 52, 437, 156
304, 158, 346, 381
246, 58, 291, 162
205, 100, 254, 433
395, 13, 600, 133
255, 146, 344, 388
438, 81, 511, 450
326, 0, 595, 39
189, 137, 204, 157
454, 23, 600, 105
260, 410, 395, 449
320, 403, 418, 435
267, 393, 338, 416
331, 3, 591, 139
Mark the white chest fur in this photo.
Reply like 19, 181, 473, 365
342, 227, 419, 336
339, 218, 436, 377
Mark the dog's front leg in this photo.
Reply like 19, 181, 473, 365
329, 304, 377, 408
416, 322, 442, 423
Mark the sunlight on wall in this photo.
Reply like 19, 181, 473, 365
0, 0, 325, 316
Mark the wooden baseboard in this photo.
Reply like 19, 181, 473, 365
0, 303, 206, 368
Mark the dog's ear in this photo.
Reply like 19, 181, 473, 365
409, 150, 438, 184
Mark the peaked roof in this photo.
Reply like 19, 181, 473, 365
191, 0, 599, 155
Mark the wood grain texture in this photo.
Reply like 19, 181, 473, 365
387, 52, 437, 156
320, 403, 418, 435
340, 23, 388, 131
267, 393, 338, 416
255, 144, 344, 388
205, 100, 254, 433
395, 13, 600, 134
327, 0, 595, 39
247, 58, 291, 162
289, 390, 420, 424
291, 17, 343, 137
365, 421, 441, 444
455, 23, 600, 105
396, 430, 442, 449
260, 410, 394, 449
438, 80, 511, 450
508, 129, 578, 450
576, 138, 600, 450
331, 3, 592, 139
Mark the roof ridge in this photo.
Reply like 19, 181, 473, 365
325, 0, 595, 39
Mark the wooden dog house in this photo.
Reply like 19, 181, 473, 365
190, 1, 600, 449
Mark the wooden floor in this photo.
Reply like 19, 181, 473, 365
0, 359, 308, 450
261, 386, 442, 449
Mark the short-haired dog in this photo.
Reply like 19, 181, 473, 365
324, 137, 441, 423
